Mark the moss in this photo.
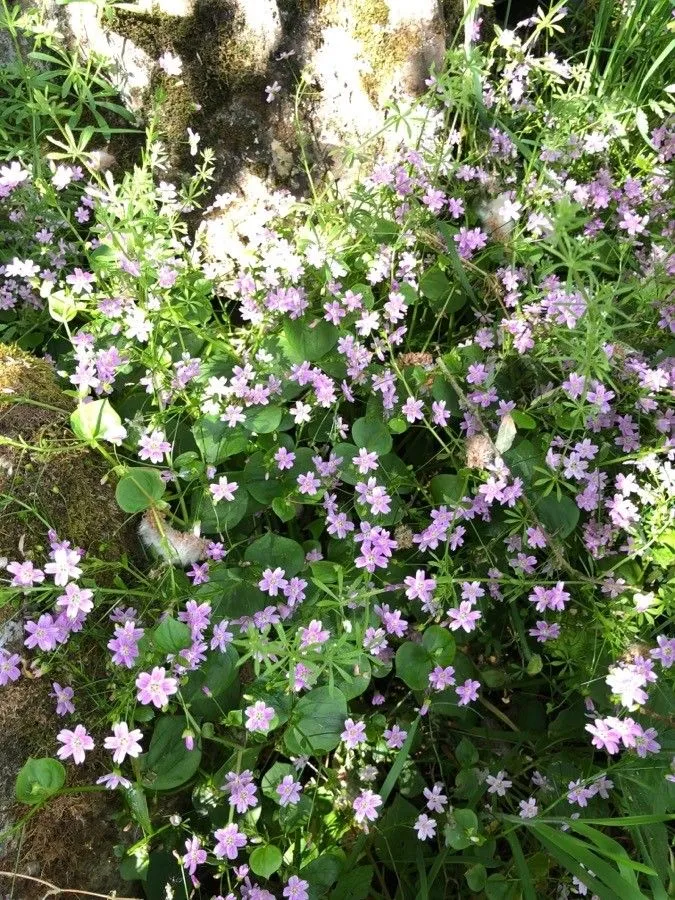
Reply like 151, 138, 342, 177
0, 344, 138, 563
106, 1, 275, 169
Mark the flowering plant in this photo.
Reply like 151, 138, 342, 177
1, 1, 674, 898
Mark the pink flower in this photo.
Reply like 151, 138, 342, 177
50, 682, 75, 716
183, 836, 207, 876
259, 567, 288, 596
283, 876, 309, 900
341, 717, 367, 750
429, 665, 455, 690
383, 724, 407, 749
213, 823, 247, 860
6, 560, 45, 587
299, 619, 330, 649
57, 724, 94, 764
456, 678, 480, 706
138, 429, 171, 464
352, 789, 382, 824
276, 775, 302, 806
245, 701, 275, 733
209, 477, 239, 502
414, 813, 437, 840
104, 722, 143, 764
447, 601, 482, 632
55, 583, 94, 619
0, 650, 21, 686
135, 667, 178, 707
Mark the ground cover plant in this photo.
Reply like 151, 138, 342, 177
0, 0, 674, 897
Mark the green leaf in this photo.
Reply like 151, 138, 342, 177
525, 822, 647, 900
465, 863, 487, 892
284, 686, 348, 755
115, 469, 166, 513
420, 265, 450, 302
282, 318, 339, 362
396, 641, 432, 691
535, 494, 579, 538
421, 625, 456, 665
244, 405, 283, 434
152, 616, 192, 654
301, 852, 345, 893
272, 495, 297, 522
249, 845, 282, 879
526, 654, 543, 675
429, 474, 466, 505
455, 737, 479, 768
352, 417, 393, 454
504, 831, 537, 900
182, 645, 239, 719
245, 533, 305, 577
146, 850, 187, 900
15, 757, 66, 805
70, 398, 122, 444
495, 413, 517, 454
261, 762, 295, 801
141, 716, 202, 791
329, 866, 374, 899
127, 784, 152, 834
197, 489, 249, 534
192, 418, 248, 464
445, 809, 478, 850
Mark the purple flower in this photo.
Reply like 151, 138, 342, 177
211, 620, 234, 651
519, 797, 538, 819
104, 722, 143, 764
341, 717, 367, 750
383, 724, 407, 749
183, 836, 207, 876
135, 667, 178, 707
456, 678, 480, 706
107, 620, 143, 668
245, 701, 275, 733
299, 619, 330, 649
24, 614, 60, 652
297, 471, 321, 495
223, 769, 258, 812
454, 226, 488, 260
274, 447, 296, 470
187, 562, 210, 585
567, 779, 596, 808
96, 772, 131, 790
528, 621, 560, 643
50, 682, 75, 715
283, 876, 310, 900
352, 789, 382, 824
429, 665, 455, 690
259, 567, 288, 596
404, 570, 436, 605
0, 650, 21, 686
447, 601, 482, 633
57, 724, 94, 764
213, 823, 247, 860
276, 775, 302, 806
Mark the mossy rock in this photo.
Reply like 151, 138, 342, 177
0, 344, 137, 563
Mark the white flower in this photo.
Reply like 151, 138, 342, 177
158, 51, 183, 77
265, 81, 281, 103
187, 128, 200, 156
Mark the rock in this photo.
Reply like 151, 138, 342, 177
62, 2, 153, 114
